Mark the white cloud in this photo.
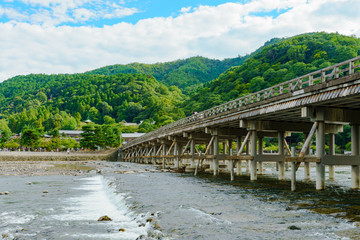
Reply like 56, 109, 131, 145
1, 0, 360, 82
4, 0, 137, 25
103, 7, 139, 19
180, 7, 192, 13
0, 7, 28, 21
73, 8, 95, 22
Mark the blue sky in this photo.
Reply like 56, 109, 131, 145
1, 0, 248, 26
0, 0, 290, 27
0, 0, 359, 81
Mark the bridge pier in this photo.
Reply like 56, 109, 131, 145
213, 130, 219, 176
258, 136, 263, 175
290, 146, 296, 191
152, 144, 157, 165
246, 141, 250, 174
328, 133, 335, 181
278, 131, 285, 180
162, 141, 166, 169
236, 136, 242, 176
351, 124, 360, 189
228, 139, 235, 181
174, 138, 179, 169
190, 137, 195, 168
316, 119, 325, 190
250, 130, 257, 181
303, 133, 311, 181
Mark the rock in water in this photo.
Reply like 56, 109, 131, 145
119, 228, 126, 232
98, 215, 112, 221
288, 225, 301, 230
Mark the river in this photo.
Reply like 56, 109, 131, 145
0, 162, 359, 239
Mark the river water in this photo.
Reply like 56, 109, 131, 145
0, 162, 359, 239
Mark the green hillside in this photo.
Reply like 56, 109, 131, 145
87, 56, 248, 93
0, 73, 185, 133
184, 32, 360, 113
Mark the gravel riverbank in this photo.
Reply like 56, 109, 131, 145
0, 150, 117, 176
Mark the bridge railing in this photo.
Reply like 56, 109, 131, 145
125, 56, 360, 148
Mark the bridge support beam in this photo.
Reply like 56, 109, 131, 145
258, 136, 263, 175
250, 130, 257, 181
190, 138, 195, 168
174, 138, 179, 169
152, 145, 157, 165
246, 141, 250, 174
316, 120, 326, 190
228, 139, 235, 181
291, 146, 296, 191
236, 136, 242, 176
328, 133, 335, 181
213, 130, 219, 176
278, 131, 285, 180
303, 133, 311, 181
351, 124, 360, 189
162, 142, 166, 169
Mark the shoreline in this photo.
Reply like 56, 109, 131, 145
0, 150, 118, 176
0, 149, 117, 162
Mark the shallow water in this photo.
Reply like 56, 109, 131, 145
1, 162, 360, 239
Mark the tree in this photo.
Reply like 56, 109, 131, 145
21, 127, 42, 149
3, 139, 20, 150
74, 112, 82, 123
103, 115, 115, 124
250, 76, 266, 92
103, 125, 121, 147
94, 125, 105, 148
50, 128, 60, 138
46, 137, 62, 151
62, 138, 80, 149
0, 119, 12, 146
80, 124, 96, 149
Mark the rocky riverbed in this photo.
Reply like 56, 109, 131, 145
0, 150, 118, 176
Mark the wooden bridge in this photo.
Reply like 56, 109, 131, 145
119, 56, 360, 191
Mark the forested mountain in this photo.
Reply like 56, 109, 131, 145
87, 56, 248, 93
183, 32, 360, 114
0, 73, 185, 133
87, 38, 284, 93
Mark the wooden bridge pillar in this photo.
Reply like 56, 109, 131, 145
351, 124, 360, 189
246, 140, 250, 173
228, 139, 235, 181
178, 143, 183, 169
303, 133, 311, 181
152, 144, 157, 165
190, 137, 195, 168
278, 131, 285, 180
133, 149, 137, 163
213, 129, 219, 176
316, 119, 326, 190
174, 138, 179, 169
328, 133, 335, 181
162, 141, 166, 169
250, 130, 257, 181
291, 146, 296, 191
258, 136, 263, 175
236, 136, 242, 176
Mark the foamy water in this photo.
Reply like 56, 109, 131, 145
0, 174, 158, 239
53, 176, 149, 239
